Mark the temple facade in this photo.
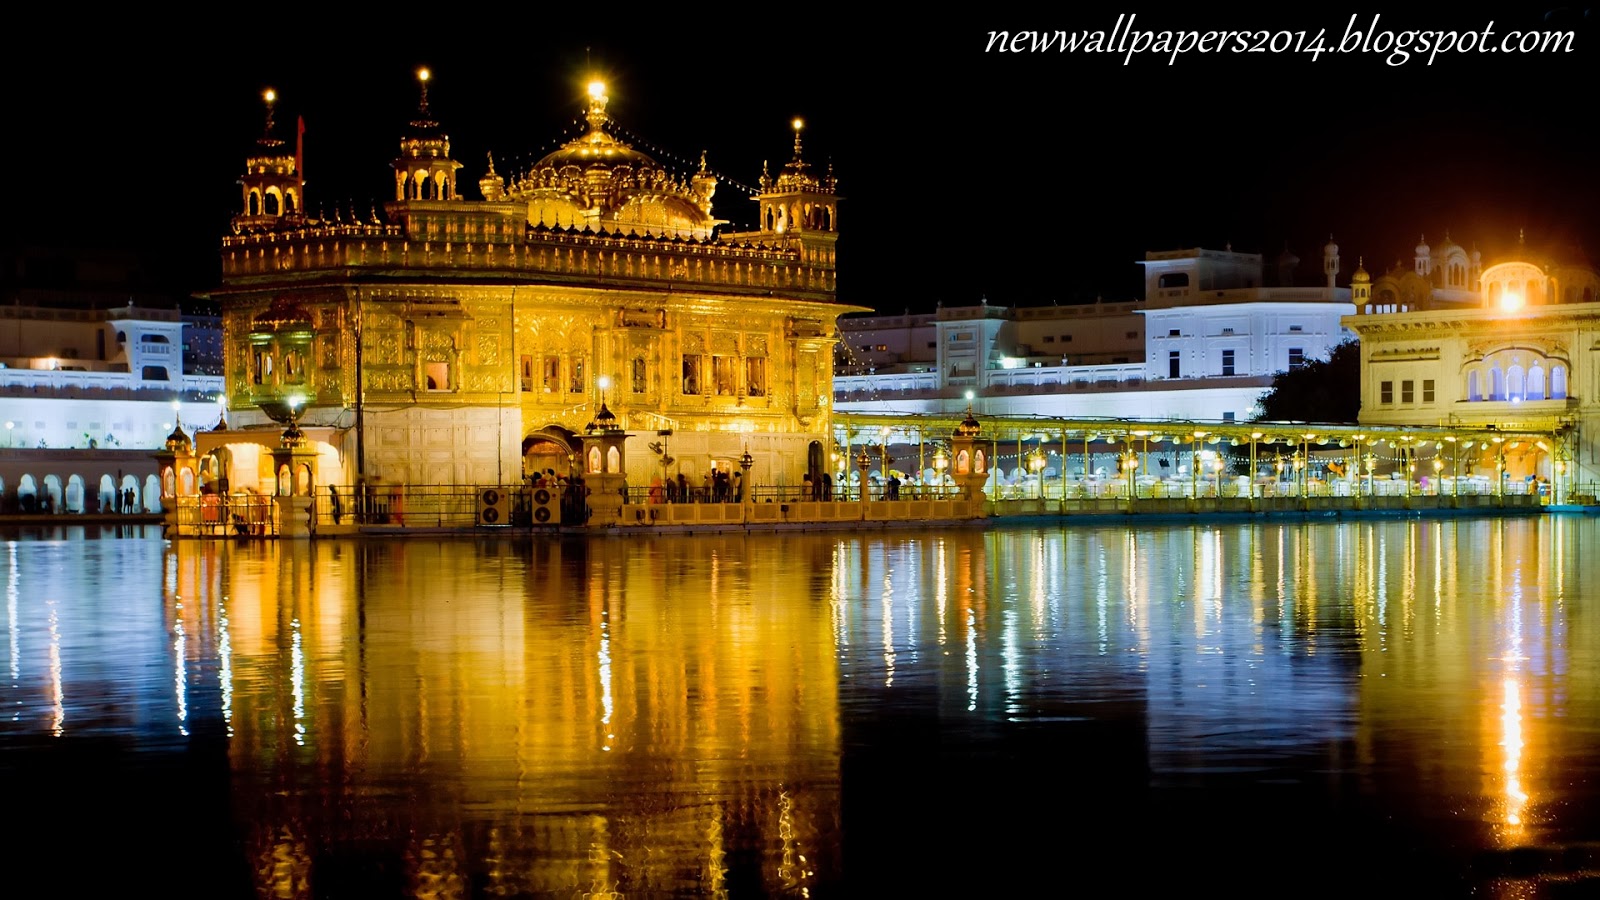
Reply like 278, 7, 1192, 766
201, 74, 860, 501
1344, 233, 1600, 487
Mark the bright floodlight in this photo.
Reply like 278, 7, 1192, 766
792, 117, 804, 131
965, 390, 975, 401
264, 89, 276, 104
588, 80, 606, 99
1501, 292, 1524, 311
418, 68, 431, 83
597, 375, 611, 390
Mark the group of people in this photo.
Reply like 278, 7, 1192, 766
800, 472, 837, 501
646, 469, 742, 504
95, 487, 140, 514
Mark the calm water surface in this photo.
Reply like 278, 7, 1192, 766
4, 516, 1600, 898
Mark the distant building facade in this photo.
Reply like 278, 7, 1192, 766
836, 245, 1356, 422
1344, 233, 1600, 487
0, 245, 225, 452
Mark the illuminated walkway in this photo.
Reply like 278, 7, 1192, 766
831, 412, 1582, 507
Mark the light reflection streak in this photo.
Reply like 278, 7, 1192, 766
219, 596, 233, 736
290, 618, 305, 747
1002, 608, 1019, 714
48, 600, 62, 737
1124, 532, 1139, 634
830, 545, 847, 653
7, 544, 18, 720
598, 606, 614, 751
1433, 521, 1443, 614
935, 541, 947, 647
174, 609, 188, 737
880, 563, 895, 688
1501, 677, 1528, 833
1095, 541, 1108, 655
965, 607, 978, 712
1030, 537, 1046, 629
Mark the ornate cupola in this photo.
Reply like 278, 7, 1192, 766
232, 88, 303, 233
756, 118, 839, 235
1351, 257, 1371, 308
392, 68, 462, 201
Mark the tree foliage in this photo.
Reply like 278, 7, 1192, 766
1253, 339, 1362, 423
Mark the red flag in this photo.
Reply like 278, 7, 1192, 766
295, 115, 306, 194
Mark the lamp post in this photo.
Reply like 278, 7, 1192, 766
1029, 449, 1046, 500
1122, 451, 1137, 502
1364, 451, 1376, 496
856, 449, 872, 503
933, 446, 948, 497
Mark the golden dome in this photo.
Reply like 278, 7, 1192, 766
513, 81, 721, 239
1353, 257, 1370, 283
165, 422, 192, 453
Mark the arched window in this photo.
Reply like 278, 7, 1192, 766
588, 447, 602, 474
248, 192, 260, 216
265, 193, 280, 216
1490, 366, 1505, 400
974, 449, 987, 475
143, 475, 162, 513
1506, 365, 1524, 401
1552, 365, 1568, 399
607, 446, 620, 472
1467, 370, 1481, 401
1527, 365, 1545, 400
956, 449, 970, 475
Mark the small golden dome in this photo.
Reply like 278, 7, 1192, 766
165, 422, 192, 453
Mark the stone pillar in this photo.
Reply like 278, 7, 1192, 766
579, 403, 630, 527
271, 421, 319, 539
948, 407, 991, 518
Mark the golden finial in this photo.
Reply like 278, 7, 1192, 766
791, 117, 805, 160
585, 79, 609, 131
485, 151, 496, 176
417, 67, 431, 115
261, 88, 278, 141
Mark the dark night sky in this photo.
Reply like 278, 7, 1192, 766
5, 7, 1596, 313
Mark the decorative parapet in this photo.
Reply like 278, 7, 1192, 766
220, 226, 834, 298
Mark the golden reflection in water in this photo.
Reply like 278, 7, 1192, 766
181, 536, 841, 898
1500, 676, 1528, 837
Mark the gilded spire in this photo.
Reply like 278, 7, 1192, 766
259, 89, 284, 148
585, 79, 610, 133
791, 117, 805, 162
417, 67, 432, 120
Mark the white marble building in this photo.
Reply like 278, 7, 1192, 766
836, 244, 1356, 423
0, 302, 224, 450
